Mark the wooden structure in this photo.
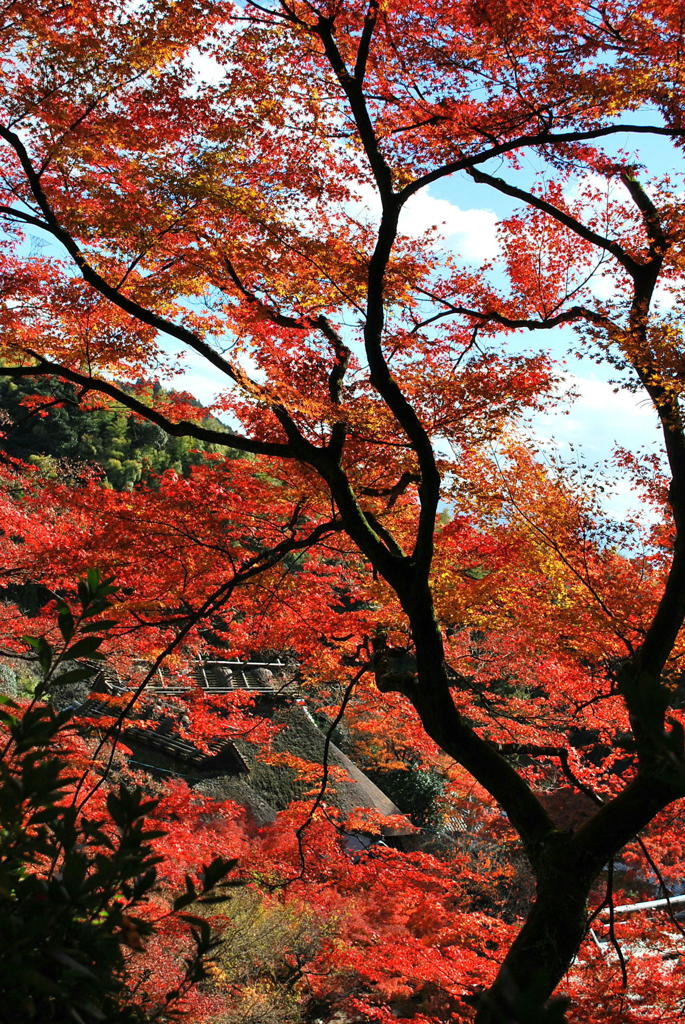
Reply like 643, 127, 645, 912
103, 658, 293, 695
72, 659, 415, 844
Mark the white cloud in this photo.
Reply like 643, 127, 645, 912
525, 371, 662, 520
168, 343, 263, 406
564, 171, 632, 206
601, 475, 660, 524
530, 371, 657, 453
570, 374, 653, 417
398, 190, 501, 262
586, 261, 682, 313
190, 51, 226, 85
350, 183, 500, 263
172, 370, 221, 405
587, 272, 619, 302
652, 279, 681, 313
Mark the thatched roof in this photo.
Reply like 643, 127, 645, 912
72, 691, 248, 775
235, 704, 413, 837
69, 663, 413, 838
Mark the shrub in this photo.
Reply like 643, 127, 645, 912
0, 571, 234, 1023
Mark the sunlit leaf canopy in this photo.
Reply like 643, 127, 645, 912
0, 0, 683, 772
3, 0, 685, 431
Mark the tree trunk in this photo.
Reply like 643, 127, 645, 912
398, 583, 684, 1023
475, 771, 683, 1021
474, 867, 593, 1023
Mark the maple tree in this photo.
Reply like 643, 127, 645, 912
2, 1, 685, 1020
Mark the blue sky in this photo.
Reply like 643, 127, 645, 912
6, 94, 677, 521
397, 133, 681, 517
171, 152, 668, 521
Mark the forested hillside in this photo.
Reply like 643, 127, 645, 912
0, 377, 230, 487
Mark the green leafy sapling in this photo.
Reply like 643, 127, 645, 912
0, 570, 236, 1023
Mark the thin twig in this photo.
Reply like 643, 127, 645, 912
293, 666, 367, 878
607, 857, 629, 988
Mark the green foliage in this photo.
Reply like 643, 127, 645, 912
0, 662, 17, 698
0, 571, 235, 1023
0, 377, 231, 489
215, 888, 328, 986
210, 889, 329, 1024
367, 763, 446, 830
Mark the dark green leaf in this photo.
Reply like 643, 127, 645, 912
57, 601, 75, 643
64, 637, 104, 660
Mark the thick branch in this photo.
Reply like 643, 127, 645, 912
411, 298, 613, 335
400, 124, 685, 202
571, 772, 683, 870
364, 208, 441, 580
360, 470, 419, 505
315, 19, 441, 580
631, 380, 685, 684
466, 164, 638, 275
223, 257, 350, 413
374, 594, 556, 865
315, 15, 393, 198
619, 170, 669, 258
313, 456, 409, 585
408, 675, 556, 865
0, 126, 274, 401
354, 0, 379, 85
0, 361, 294, 459
610, 181, 685, 732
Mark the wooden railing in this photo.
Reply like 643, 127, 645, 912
102, 659, 295, 694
